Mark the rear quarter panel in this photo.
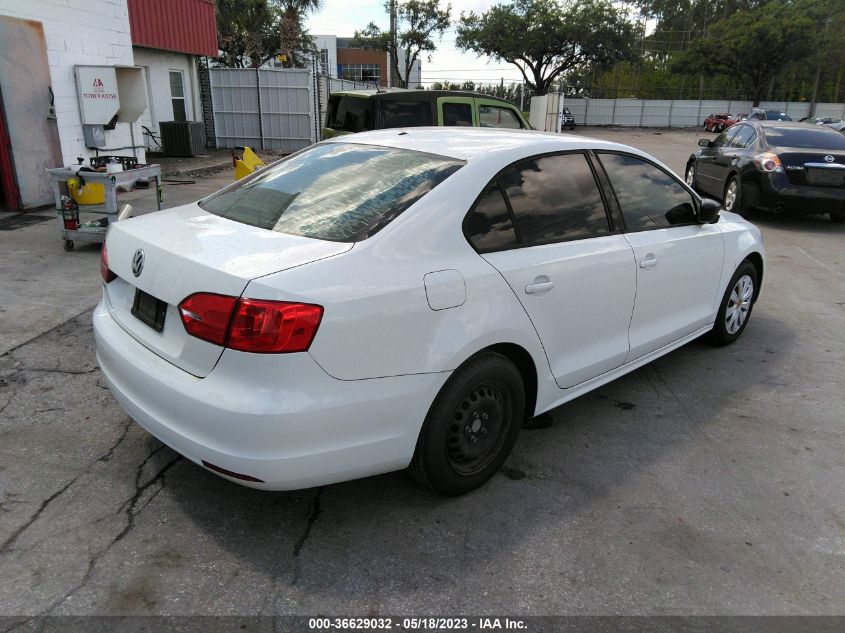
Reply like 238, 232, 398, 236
240, 159, 559, 413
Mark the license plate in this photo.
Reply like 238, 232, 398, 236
806, 167, 845, 187
131, 289, 167, 332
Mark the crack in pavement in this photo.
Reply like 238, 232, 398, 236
39, 451, 182, 616
0, 474, 81, 554
289, 487, 324, 587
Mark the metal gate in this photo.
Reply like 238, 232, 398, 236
209, 67, 318, 152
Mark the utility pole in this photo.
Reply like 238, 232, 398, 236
389, 0, 399, 88
810, 17, 831, 117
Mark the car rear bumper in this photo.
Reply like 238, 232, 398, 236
756, 174, 845, 214
93, 296, 449, 490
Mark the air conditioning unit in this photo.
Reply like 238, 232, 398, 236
159, 121, 205, 157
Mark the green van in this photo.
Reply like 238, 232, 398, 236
323, 89, 530, 138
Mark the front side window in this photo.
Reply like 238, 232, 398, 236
598, 153, 697, 231
442, 102, 473, 126
499, 153, 611, 245
479, 105, 523, 129
200, 143, 463, 242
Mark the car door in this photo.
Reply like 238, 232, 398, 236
712, 124, 756, 190
696, 126, 741, 196
468, 152, 637, 389
437, 97, 476, 126
596, 152, 725, 361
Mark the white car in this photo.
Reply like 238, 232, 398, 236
94, 128, 765, 495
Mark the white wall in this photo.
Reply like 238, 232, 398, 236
133, 47, 200, 151
0, 0, 144, 166
314, 35, 337, 78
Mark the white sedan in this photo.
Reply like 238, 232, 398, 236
94, 128, 765, 495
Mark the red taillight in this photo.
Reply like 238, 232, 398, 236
178, 293, 323, 353
100, 244, 116, 283
227, 299, 323, 353
178, 293, 238, 346
754, 152, 782, 173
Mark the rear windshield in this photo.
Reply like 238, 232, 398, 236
764, 127, 845, 150
199, 143, 463, 242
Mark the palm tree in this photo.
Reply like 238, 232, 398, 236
275, 0, 324, 68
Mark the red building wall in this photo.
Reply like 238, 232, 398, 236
128, 0, 218, 57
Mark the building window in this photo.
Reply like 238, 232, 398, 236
169, 70, 187, 122
341, 64, 380, 84
320, 49, 329, 74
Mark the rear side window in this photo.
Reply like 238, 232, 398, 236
712, 126, 740, 148
326, 96, 374, 132
442, 102, 473, 126
598, 153, 697, 230
199, 143, 463, 242
729, 125, 755, 148
464, 184, 518, 252
499, 153, 610, 245
479, 105, 523, 129
381, 100, 433, 128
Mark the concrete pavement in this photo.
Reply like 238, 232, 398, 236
0, 130, 843, 618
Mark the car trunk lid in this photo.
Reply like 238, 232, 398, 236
778, 149, 845, 187
103, 203, 351, 377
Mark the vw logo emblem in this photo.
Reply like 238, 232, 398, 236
825, 155, 835, 163
131, 249, 145, 277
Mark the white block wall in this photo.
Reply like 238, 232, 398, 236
0, 0, 144, 166
133, 47, 201, 151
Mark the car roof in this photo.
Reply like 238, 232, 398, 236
331, 89, 517, 106
322, 127, 636, 162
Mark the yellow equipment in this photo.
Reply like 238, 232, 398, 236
233, 147, 266, 180
67, 177, 106, 205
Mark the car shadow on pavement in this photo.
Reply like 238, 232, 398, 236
146, 309, 799, 613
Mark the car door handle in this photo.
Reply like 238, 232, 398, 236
525, 280, 554, 294
639, 255, 658, 269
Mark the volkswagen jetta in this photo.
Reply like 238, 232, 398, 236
94, 128, 765, 495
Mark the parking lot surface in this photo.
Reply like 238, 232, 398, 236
1, 129, 843, 617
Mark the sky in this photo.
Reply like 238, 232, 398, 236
305, 0, 528, 87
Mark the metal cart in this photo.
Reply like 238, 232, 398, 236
46, 164, 162, 251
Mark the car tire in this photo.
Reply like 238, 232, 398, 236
723, 175, 742, 215
830, 211, 845, 223
685, 162, 698, 191
705, 260, 758, 347
409, 351, 525, 496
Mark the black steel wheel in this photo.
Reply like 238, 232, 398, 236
409, 351, 525, 495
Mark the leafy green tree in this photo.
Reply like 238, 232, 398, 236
674, 0, 817, 105
214, 0, 321, 68
353, 0, 452, 88
456, 0, 638, 95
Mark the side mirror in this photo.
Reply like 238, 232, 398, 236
698, 198, 721, 223
698, 138, 711, 147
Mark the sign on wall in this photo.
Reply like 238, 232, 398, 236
75, 65, 120, 124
